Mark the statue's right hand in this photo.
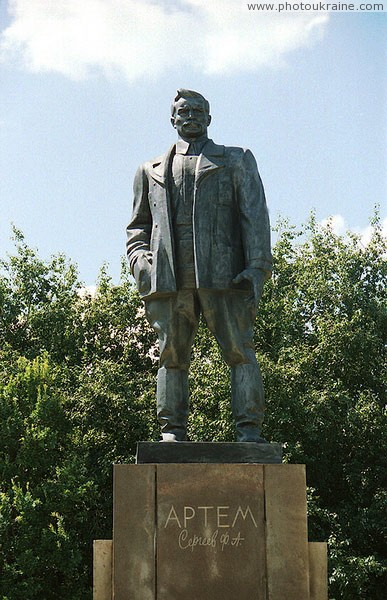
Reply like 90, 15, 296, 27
232, 267, 265, 308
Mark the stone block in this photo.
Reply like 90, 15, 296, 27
93, 540, 112, 600
265, 464, 310, 600
113, 464, 155, 600
309, 542, 328, 600
156, 463, 266, 599
136, 441, 282, 464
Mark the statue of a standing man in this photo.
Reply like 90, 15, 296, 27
126, 89, 272, 443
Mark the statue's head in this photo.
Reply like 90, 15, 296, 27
171, 89, 211, 142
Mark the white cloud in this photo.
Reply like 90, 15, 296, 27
78, 285, 97, 298
357, 217, 387, 248
319, 214, 387, 247
0, 0, 329, 81
319, 214, 346, 236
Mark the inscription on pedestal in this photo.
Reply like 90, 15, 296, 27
156, 464, 266, 600
163, 503, 258, 552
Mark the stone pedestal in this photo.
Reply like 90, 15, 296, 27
93, 444, 328, 599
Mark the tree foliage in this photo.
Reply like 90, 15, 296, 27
0, 218, 385, 599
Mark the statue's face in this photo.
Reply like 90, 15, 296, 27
171, 97, 211, 141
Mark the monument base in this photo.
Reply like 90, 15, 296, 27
94, 454, 328, 599
136, 441, 282, 464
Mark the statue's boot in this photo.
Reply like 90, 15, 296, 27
231, 362, 266, 443
157, 367, 189, 441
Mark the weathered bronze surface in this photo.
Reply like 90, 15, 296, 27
126, 89, 272, 443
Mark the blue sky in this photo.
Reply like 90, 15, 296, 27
0, 1, 386, 285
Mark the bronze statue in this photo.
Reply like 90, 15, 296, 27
126, 89, 272, 442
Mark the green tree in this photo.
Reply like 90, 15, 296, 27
0, 228, 83, 364
0, 354, 94, 599
0, 215, 385, 599
256, 214, 386, 599
0, 242, 159, 599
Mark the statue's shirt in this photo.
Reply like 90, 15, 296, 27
171, 138, 207, 289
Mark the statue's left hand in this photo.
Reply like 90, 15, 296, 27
232, 268, 265, 306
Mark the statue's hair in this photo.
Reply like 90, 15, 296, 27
171, 89, 210, 116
